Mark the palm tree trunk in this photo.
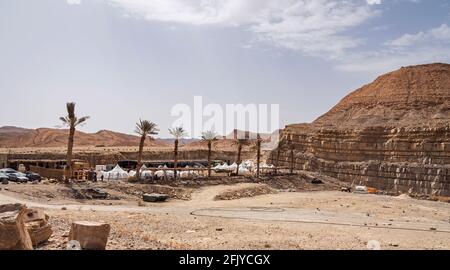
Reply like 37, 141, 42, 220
256, 140, 261, 178
236, 144, 242, 175
174, 139, 179, 179
207, 141, 212, 177
66, 126, 75, 182
136, 135, 145, 180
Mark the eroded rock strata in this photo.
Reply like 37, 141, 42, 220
270, 64, 450, 196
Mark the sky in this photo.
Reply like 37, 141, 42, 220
0, 0, 450, 137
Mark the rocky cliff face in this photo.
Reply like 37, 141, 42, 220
270, 63, 450, 196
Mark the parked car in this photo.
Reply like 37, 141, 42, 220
25, 172, 42, 182
0, 168, 29, 183
0, 172, 9, 183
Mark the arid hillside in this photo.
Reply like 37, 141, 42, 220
272, 63, 450, 196
0, 127, 171, 148
313, 63, 450, 129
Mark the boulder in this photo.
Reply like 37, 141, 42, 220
142, 193, 169, 202
69, 221, 110, 250
24, 209, 52, 246
0, 204, 33, 250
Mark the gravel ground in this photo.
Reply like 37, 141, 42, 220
1, 180, 449, 250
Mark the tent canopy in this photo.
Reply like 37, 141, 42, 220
103, 165, 129, 180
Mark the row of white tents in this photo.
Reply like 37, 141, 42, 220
97, 160, 276, 181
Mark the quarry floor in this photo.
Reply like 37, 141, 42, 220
0, 179, 449, 250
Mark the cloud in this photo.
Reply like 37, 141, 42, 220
67, 0, 81, 5
94, 0, 448, 72
386, 24, 450, 47
337, 24, 450, 72
107, 0, 381, 58
366, 0, 382, 5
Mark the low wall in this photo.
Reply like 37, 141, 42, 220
30, 166, 65, 181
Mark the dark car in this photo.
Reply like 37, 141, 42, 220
0, 168, 29, 183
25, 172, 42, 182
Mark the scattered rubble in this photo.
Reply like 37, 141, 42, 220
214, 184, 276, 201
72, 187, 114, 200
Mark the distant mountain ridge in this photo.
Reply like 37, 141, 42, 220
0, 126, 171, 148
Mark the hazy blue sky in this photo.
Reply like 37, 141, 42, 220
1, 0, 450, 137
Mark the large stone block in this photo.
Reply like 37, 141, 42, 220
0, 204, 33, 250
24, 208, 52, 246
69, 221, 110, 250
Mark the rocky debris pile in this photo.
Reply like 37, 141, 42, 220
1, 204, 112, 250
0, 204, 33, 250
142, 193, 169, 202
69, 221, 110, 250
214, 184, 276, 201
0, 204, 53, 249
71, 187, 116, 200
23, 208, 53, 246
106, 183, 192, 201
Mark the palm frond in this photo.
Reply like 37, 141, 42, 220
75, 116, 90, 126
201, 130, 218, 141
60, 102, 89, 128
59, 117, 69, 125
135, 119, 159, 137
169, 126, 188, 139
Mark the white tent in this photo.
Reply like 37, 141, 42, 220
180, 171, 190, 178
141, 170, 153, 179
228, 163, 238, 170
217, 163, 229, 170
237, 167, 251, 176
155, 170, 165, 178
102, 165, 129, 181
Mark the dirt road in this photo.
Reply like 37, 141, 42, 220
1, 183, 449, 249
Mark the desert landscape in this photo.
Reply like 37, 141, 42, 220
1, 64, 449, 251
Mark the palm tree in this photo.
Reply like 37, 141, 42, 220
135, 120, 159, 180
168, 127, 187, 179
233, 139, 247, 176
201, 130, 218, 177
59, 102, 89, 181
256, 134, 262, 178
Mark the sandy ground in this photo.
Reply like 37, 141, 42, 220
0, 180, 449, 250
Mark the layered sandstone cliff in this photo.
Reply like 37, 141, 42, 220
270, 63, 450, 196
